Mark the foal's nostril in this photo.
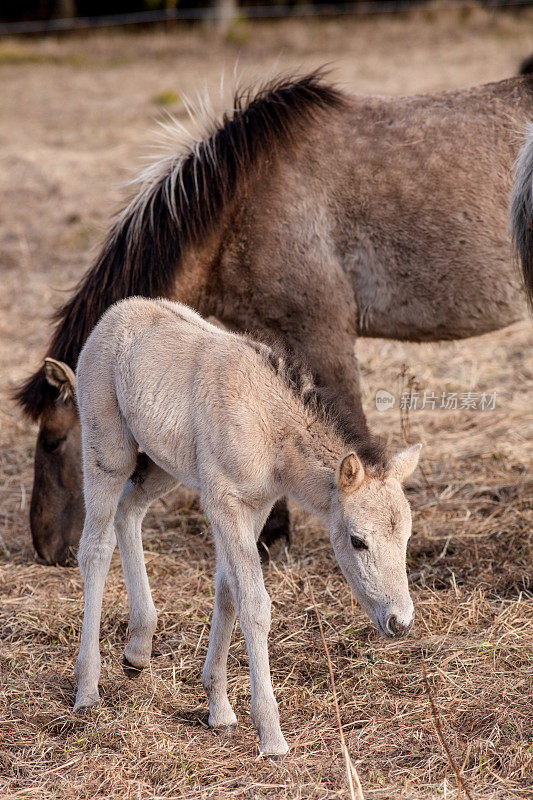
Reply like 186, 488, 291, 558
386, 614, 398, 636
385, 614, 409, 638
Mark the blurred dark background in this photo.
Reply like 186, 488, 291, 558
3, 1, 182, 22
0, 0, 456, 24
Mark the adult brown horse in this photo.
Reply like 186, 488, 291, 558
15, 71, 532, 565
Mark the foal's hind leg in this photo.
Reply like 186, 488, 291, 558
114, 457, 179, 676
74, 459, 136, 711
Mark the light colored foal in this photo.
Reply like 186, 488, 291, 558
70, 297, 421, 757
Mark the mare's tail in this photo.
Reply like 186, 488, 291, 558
510, 126, 533, 312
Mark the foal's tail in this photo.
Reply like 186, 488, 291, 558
511, 126, 533, 312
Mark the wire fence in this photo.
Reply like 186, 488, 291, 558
1, 0, 532, 36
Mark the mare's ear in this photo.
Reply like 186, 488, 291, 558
336, 452, 365, 493
44, 358, 75, 402
389, 443, 422, 483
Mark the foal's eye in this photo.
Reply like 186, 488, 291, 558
350, 534, 368, 550
42, 437, 66, 453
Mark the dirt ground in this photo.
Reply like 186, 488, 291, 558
1, 8, 532, 800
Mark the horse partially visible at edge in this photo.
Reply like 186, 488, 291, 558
14, 70, 533, 564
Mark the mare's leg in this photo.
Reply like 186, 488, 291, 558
257, 499, 290, 559
249, 293, 363, 554
74, 457, 136, 711
257, 320, 362, 555
205, 495, 288, 756
202, 504, 274, 730
114, 457, 179, 676
282, 315, 366, 436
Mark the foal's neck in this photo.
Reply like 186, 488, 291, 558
274, 404, 347, 519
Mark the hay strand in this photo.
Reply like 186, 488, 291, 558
308, 577, 365, 800
421, 655, 474, 800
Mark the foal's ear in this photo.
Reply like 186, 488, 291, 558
44, 358, 75, 402
336, 452, 365, 493
389, 443, 422, 483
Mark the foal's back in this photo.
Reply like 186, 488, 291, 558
76, 297, 276, 486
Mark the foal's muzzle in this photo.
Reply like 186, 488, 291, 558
384, 613, 414, 638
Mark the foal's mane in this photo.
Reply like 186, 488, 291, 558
15, 70, 346, 421
247, 335, 389, 473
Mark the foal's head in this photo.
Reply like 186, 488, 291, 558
328, 444, 422, 638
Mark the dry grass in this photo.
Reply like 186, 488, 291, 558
1, 10, 532, 799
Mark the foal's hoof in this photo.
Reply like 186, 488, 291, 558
213, 723, 238, 736
259, 741, 289, 760
74, 704, 100, 717
122, 655, 145, 679
73, 698, 100, 716
259, 751, 288, 762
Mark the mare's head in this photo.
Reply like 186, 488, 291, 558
30, 359, 83, 564
329, 444, 422, 638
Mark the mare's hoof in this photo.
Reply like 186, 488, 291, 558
122, 655, 145, 679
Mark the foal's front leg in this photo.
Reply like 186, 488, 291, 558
201, 566, 238, 729
206, 499, 288, 757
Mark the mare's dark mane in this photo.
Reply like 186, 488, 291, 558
14, 71, 345, 421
